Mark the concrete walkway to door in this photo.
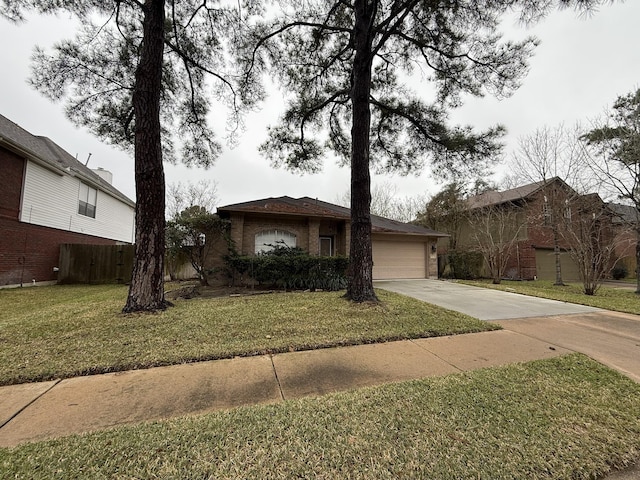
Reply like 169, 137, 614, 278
376, 279, 640, 383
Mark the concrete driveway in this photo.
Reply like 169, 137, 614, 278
376, 279, 640, 383
375, 279, 601, 320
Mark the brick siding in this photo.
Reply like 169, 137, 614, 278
0, 217, 118, 286
0, 148, 25, 220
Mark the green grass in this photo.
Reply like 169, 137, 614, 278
460, 279, 640, 314
2, 354, 639, 479
0, 284, 497, 386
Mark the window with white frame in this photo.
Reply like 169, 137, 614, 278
563, 199, 572, 223
78, 183, 97, 218
542, 196, 551, 225
255, 229, 297, 253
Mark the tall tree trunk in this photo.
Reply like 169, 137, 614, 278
123, 0, 168, 313
636, 228, 640, 294
553, 226, 564, 286
346, 0, 377, 303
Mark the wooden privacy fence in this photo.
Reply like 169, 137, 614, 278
58, 244, 134, 284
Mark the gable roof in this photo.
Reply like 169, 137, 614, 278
218, 196, 447, 237
466, 177, 575, 210
608, 202, 640, 224
0, 114, 134, 207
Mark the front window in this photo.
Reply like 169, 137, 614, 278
78, 183, 97, 218
564, 200, 572, 224
542, 196, 551, 226
255, 229, 297, 253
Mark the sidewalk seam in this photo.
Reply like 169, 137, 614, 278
497, 326, 576, 354
408, 338, 464, 374
269, 355, 285, 401
0, 379, 61, 430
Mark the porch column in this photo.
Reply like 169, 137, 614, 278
308, 219, 320, 255
230, 213, 245, 254
345, 222, 351, 256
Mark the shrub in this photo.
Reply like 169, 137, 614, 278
611, 265, 628, 280
224, 246, 349, 291
448, 250, 483, 280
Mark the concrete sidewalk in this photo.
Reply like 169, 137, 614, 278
0, 329, 568, 447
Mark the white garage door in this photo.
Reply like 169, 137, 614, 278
372, 240, 427, 279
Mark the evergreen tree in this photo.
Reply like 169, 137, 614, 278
583, 88, 640, 293
246, 0, 609, 302
3, 0, 262, 311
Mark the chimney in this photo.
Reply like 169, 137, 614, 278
92, 167, 113, 185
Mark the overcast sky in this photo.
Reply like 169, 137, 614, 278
1, 2, 638, 208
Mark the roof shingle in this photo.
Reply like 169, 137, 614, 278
218, 196, 447, 237
0, 114, 134, 207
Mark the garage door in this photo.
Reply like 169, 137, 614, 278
372, 240, 427, 279
535, 249, 581, 282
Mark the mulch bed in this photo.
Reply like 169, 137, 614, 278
165, 282, 275, 300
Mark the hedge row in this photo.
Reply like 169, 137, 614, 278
224, 246, 349, 291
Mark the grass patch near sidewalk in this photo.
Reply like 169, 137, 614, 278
2, 354, 640, 479
461, 279, 640, 315
0, 284, 496, 386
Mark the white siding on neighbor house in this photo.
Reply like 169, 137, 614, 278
20, 160, 135, 243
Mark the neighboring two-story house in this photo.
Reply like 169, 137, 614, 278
454, 178, 620, 281
217, 196, 448, 280
0, 114, 135, 287
607, 202, 639, 276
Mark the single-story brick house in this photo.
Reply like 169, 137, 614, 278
216, 196, 447, 280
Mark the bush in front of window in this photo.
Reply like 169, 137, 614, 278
224, 245, 349, 291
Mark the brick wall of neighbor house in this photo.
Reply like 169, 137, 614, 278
510, 191, 576, 280
519, 192, 621, 280
461, 190, 577, 281
515, 241, 537, 280
525, 193, 559, 247
0, 148, 25, 220
0, 217, 118, 286
614, 228, 638, 275
519, 193, 570, 280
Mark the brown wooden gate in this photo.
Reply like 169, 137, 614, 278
58, 244, 134, 284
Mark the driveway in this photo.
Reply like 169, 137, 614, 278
374, 279, 601, 320
375, 279, 640, 383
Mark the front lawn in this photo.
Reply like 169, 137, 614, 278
461, 280, 640, 315
2, 354, 639, 479
0, 284, 497, 386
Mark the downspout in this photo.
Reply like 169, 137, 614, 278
20, 231, 28, 287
